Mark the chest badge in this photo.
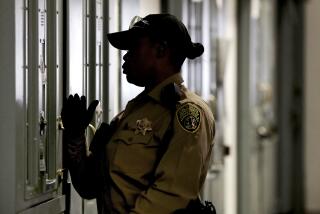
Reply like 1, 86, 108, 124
135, 118, 152, 135
176, 103, 201, 133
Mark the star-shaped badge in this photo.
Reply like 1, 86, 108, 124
134, 118, 152, 135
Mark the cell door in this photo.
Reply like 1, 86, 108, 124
180, 1, 238, 214
17, 0, 66, 213
238, 0, 278, 213
68, 0, 117, 213
249, 1, 277, 213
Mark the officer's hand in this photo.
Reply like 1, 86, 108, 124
61, 94, 99, 137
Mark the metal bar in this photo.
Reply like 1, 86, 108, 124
88, 0, 96, 107
102, 0, 109, 122
236, 0, 252, 213
62, 0, 71, 211
83, 0, 88, 96
47, 0, 57, 181
27, 0, 40, 192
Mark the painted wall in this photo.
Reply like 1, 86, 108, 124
222, 1, 238, 214
0, 0, 16, 213
140, 0, 160, 17
304, 0, 320, 212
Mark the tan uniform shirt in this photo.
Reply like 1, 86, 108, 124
106, 73, 215, 213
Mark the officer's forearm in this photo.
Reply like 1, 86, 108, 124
65, 134, 98, 199
69, 155, 98, 199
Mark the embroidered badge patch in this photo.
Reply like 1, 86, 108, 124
176, 103, 201, 133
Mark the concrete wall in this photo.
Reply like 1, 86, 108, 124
0, 0, 16, 213
304, 0, 320, 212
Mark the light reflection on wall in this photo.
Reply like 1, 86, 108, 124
69, 0, 83, 95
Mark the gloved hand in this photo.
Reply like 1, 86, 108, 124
61, 94, 99, 138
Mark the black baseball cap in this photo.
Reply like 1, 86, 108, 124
107, 14, 204, 59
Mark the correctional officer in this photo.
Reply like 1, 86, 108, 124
62, 14, 215, 214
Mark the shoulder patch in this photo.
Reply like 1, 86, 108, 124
176, 103, 201, 133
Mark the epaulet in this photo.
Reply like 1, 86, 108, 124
160, 83, 186, 110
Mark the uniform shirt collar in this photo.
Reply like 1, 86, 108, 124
147, 73, 184, 103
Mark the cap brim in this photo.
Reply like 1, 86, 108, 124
107, 30, 131, 50
107, 28, 144, 50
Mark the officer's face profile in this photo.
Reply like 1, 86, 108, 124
122, 36, 158, 87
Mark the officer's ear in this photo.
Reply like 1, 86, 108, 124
155, 41, 168, 58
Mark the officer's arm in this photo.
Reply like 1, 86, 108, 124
66, 122, 113, 199
61, 95, 100, 199
130, 104, 215, 214
65, 134, 98, 199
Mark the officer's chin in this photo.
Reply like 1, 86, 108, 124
126, 75, 145, 87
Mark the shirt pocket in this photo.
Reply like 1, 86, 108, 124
112, 130, 158, 174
